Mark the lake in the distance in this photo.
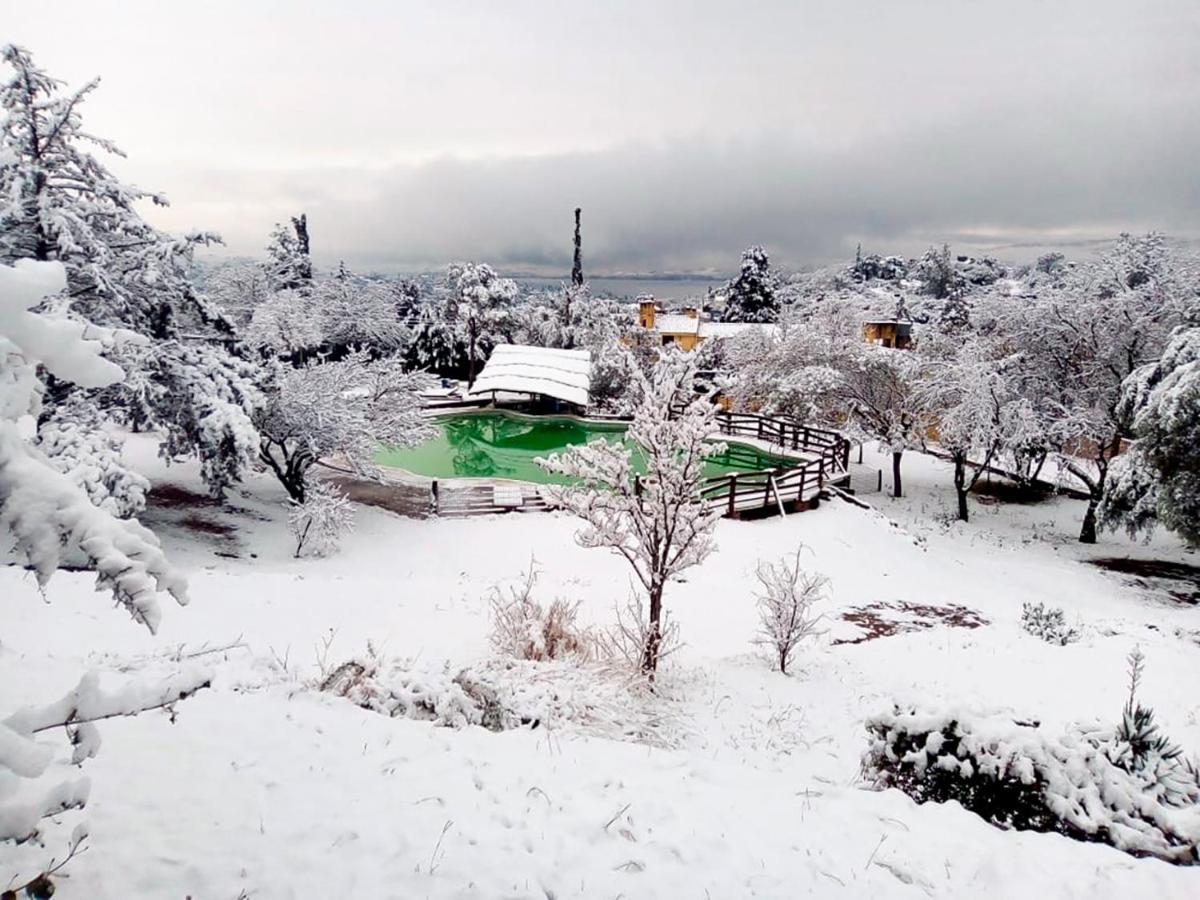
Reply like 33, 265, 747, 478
515, 276, 723, 301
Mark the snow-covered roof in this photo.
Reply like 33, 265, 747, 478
468, 344, 591, 407
654, 314, 701, 335
698, 321, 778, 339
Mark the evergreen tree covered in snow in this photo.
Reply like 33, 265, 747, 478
444, 262, 518, 386
37, 397, 149, 517
915, 244, 964, 301
263, 214, 313, 293
538, 350, 722, 673
0, 45, 265, 499
404, 301, 469, 377
0, 264, 204, 887
721, 245, 778, 323
0, 260, 187, 626
0, 45, 221, 337
1102, 325, 1200, 546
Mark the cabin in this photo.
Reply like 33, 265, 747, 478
637, 297, 772, 350
862, 319, 913, 349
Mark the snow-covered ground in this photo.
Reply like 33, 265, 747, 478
3, 437, 1198, 898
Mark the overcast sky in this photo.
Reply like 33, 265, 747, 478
5, 0, 1199, 274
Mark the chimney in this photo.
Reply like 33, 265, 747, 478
638, 296, 656, 328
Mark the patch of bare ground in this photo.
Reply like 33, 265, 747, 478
833, 601, 989, 645
144, 482, 246, 556
969, 477, 1055, 506
1087, 557, 1200, 606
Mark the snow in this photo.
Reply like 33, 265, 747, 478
468, 344, 591, 407
654, 313, 701, 335
2, 432, 1198, 896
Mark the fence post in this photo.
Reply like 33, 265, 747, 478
802, 426, 810, 449
728, 474, 737, 517
431, 479, 439, 516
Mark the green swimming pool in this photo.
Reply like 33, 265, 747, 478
375, 411, 797, 484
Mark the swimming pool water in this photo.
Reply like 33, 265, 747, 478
375, 411, 797, 484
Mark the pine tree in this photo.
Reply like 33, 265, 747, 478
264, 214, 313, 292
0, 45, 221, 337
0, 44, 263, 498
571, 207, 584, 287
721, 245, 779, 324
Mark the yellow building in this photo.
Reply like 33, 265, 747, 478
637, 298, 769, 350
862, 319, 913, 349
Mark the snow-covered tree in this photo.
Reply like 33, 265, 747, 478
127, 341, 266, 496
444, 262, 518, 386
918, 339, 1025, 522
0, 260, 186, 624
1, 260, 207, 889
721, 245, 778, 323
723, 300, 857, 424
0, 45, 221, 336
313, 267, 410, 358
404, 302, 469, 377
37, 397, 149, 517
833, 343, 925, 497
1007, 234, 1194, 542
256, 352, 433, 502
288, 477, 355, 557
915, 244, 964, 301
0, 45, 267, 499
538, 349, 722, 674
245, 288, 323, 358
263, 214, 312, 292
1102, 325, 1200, 546
201, 261, 273, 325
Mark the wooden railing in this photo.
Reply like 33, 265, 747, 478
659, 406, 852, 517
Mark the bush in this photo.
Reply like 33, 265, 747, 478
862, 650, 1200, 864
1020, 601, 1079, 645
488, 562, 591, 662
752, 546, 827, 674
288, 478, 354, 557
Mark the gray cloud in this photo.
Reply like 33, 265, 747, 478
149, 93, 1200, 273
7, 0, 1198, 273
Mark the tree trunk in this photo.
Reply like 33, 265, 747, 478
467, 320, 478, 388
1080, 497, 1099, 544
1077, 433, 1114, 544
891, 450, 903, 498
953, 454, 969, 522
641, 580, 664, 676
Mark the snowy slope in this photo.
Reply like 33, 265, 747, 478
1, 435, 1197, 897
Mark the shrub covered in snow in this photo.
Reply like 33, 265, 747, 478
288, 477, 355, 557
1020, 601, 1080, 646
863, 651, 1200, 864
317, 649, 683, 747
488, 562, 591, 662
752, 546, 827, 674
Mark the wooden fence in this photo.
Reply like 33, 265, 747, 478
657, 407, 852, 518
